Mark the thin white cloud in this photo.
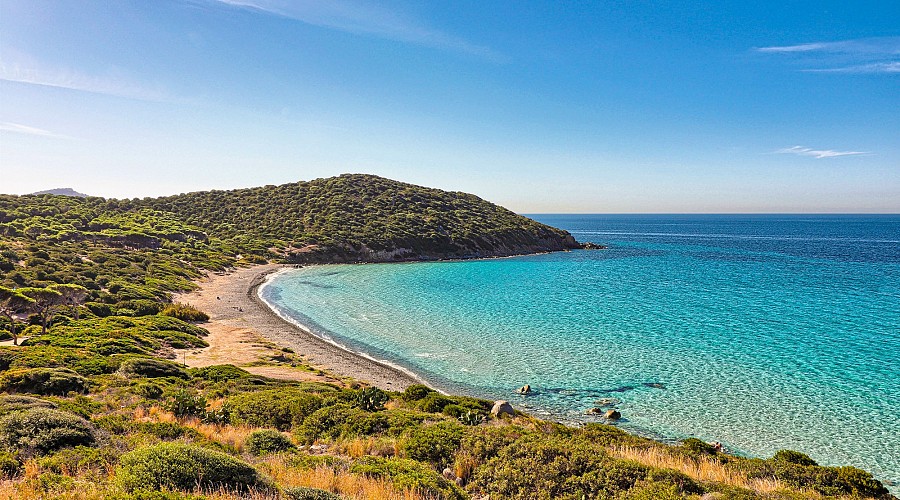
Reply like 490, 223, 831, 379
0, 122, 69, 139
209, 0, 500, 59
756, 37, 899, 74
0, 59, 170, 102
804, 62, 900, 74
757, 37, 900, 55
775, 146, 870, 159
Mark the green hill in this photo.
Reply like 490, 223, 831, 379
142, 173, 582, 262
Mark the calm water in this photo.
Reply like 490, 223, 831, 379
260, 215, 900, 486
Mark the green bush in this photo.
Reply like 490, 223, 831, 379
228, 389, 322, 431
118, 299, 164, 316
244, 429, 295, 455
681, 437, 717, 456
295, 403, 388, 444
772, 449, 817, 466
734, 457, 889, 498
0, 450, 21, 479
352, 387, 389, 412
116, 442, 268, 493
189, 364, 253, 382
0, 408, 96, 455
163, 388, 207, 417
468, 435, 649, 500
351, 456, 465, 500
401, 421, 464, 469
119, 357, 188, 379
0, 394, 58, 415
401, 384, 434, 401
0, 367, 87, 395
417, 392, 453, 413
133, 381, 165, 399
161, 303, 209, 322
35, 445, 117, 477
645, 467, 702, 494
283, 487, 343, 500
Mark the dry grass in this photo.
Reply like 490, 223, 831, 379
258, 454, 425, 500
134, 406, 258, 451
606, 444, 841, 498
332, 436, 399, 459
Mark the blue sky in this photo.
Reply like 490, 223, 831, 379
1, 0, 897, 212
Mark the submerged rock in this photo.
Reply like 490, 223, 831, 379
491, 400, 515, 417
643, 382, 666, 389
594, 398, 620, 407
599, 385, 635, 393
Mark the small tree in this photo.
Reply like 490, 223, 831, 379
49, 284, 89, 320
20, 287, 63, 335
0, 287, 34, 345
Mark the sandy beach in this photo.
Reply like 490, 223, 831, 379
172, 264, 419, 391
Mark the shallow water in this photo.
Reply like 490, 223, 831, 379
260, 214, 900, 486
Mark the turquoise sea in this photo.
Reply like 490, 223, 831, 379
259, 214, 900, 487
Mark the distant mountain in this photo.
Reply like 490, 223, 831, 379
29, 188, 90, 197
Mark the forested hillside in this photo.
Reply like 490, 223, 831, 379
142, 174, 581, 262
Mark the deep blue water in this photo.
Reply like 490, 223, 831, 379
260, 214, 900, 486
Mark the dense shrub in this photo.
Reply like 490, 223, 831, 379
734, 457, 890, 498
0, 408, 96, 455
163, 388, 207, 417
35, 445, 117, 477
244, 429, 295, 455
189, 364, 253, 382
161, 303, 209, 322
580, 423, 641, 447
351, 456, 465, 500
283, 487, 342, 500
0, 367, 87, 395
133, 381, 165, 399
0, 451, 21, 479
401, 421, 464, 469
295, 403, 388, 444
116, 442, 268, 493
417, 392, 453, 413
0, 394, 57, 415
401, 384, 434, 401
228, 389, 322, 431
681, 437, 717, 456
118, 299, 164, 316
645, 467, 703, 494
468, 435, 649, 500
772, 449, 817, 466
352, 386, 389, 412
119, 358, 188, 379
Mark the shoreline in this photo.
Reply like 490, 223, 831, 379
174, 263, 420, 391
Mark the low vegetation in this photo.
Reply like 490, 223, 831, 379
0, 179, 893, 499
